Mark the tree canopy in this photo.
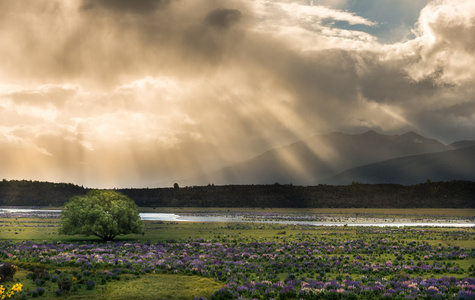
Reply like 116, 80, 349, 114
1, 180, 474, 208
59, 190, 143, 241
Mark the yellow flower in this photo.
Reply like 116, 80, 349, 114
72, 277, 77, 282
11, 283, 22, 293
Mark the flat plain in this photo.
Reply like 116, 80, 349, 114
1, 208, 474, 299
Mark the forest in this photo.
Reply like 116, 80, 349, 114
0, 179, 474, 208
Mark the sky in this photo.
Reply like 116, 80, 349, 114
0, 0, 474, 188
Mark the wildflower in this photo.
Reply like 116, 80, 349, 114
11, 283, 22, 292
427, 286, 439, 294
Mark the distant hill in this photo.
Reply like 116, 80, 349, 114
1, 179, 474, 208
0, 180, 86, 207
450, 140, 475, 149
326, 146, 475, 185
182, 131, 451, 186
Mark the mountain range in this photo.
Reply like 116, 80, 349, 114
179, 131, 475, 186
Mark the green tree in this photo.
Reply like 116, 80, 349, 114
59, 190, 143, 241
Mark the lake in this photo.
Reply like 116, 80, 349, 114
1, 208, 473, 227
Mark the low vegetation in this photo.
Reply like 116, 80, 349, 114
1, 180, 475, 208
59, 190, 143, 241
0, 209, 474, 299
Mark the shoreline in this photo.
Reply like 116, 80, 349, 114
1, 207, 474, 227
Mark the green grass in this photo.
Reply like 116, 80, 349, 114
2, 216, 474, 245
103, 274, 223, 300
11, 267, 223, 300
2, 210, 474, 299
1, 218, 297, 242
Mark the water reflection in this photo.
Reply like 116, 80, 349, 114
1, 209, 473, 227
139, 213, 473, 227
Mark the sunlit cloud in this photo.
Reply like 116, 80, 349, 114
404, 0, 475, 84
276, 2, 378, 26
0, 0, 474, 187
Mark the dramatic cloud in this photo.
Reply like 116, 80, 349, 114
81, 0, 170, 13
0, 0, 474, 187
206, 8, 242, 28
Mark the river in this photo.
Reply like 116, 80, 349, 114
1, 208, 473, 227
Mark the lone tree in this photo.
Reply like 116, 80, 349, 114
59, 190, 143, 241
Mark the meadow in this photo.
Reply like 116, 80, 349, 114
0, 208, 474, 299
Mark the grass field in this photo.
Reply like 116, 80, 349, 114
1, 208, 474, 299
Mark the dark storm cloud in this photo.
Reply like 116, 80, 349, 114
407, 98, 475, 143
239, 45, 363, 126
357, 57, 440, 104
287, 49, 360, 101
0, 0, 252, 88
205, 8, 242, 28
81, 0, 170, 13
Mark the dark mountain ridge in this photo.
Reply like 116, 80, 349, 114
1, 131, 473, 208
450, 140, 475, 149
326, 145, 475, 185
182, 130, 456, 186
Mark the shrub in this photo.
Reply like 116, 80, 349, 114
0, 263, 18, 283
27, 268, 47, 281
86, 280, 95, 290
29, 289, 39, 298
18, 292, 28, 300
210, 287, 237, 300
36, 287, 45, 296
58, 277, 72, 292
59, 190, 143, 241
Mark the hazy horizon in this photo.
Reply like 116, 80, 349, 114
1, 0, 474, 188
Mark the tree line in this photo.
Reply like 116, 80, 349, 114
0, 179, 474, 208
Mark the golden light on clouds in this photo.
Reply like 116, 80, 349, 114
0, 0, 474, 187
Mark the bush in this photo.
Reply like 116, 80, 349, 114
27, 268, 48, 281
36, 287, 45, 296
18, 292, 28, 300
0, 263, 18, 283
59, 190, 143, 241
210, 287, 237, 300
86, 280, 96, 290
58, 277, 72, 292
29, 289, 39, 298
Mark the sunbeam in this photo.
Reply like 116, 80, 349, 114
0, 0, 474, 187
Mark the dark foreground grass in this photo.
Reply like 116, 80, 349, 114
10, 272, 222, 300
104, 274, 223, 300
